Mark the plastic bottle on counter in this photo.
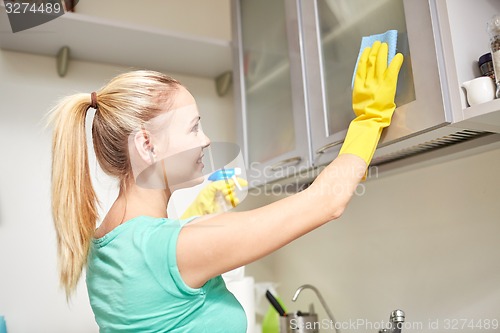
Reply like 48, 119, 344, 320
487, 14, 500, 98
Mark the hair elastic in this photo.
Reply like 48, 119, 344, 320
90, 92, 98, 109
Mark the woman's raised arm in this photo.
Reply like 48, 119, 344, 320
178, 41, 404, 288
177, 154, 366, 288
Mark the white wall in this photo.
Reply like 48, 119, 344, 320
0, 49, 235, 333
256, 146, 500, 333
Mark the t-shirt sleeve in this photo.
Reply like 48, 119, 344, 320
140, 218, 203, 297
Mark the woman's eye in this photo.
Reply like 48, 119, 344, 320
192, 123, 199, 132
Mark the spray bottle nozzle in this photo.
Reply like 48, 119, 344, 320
208, 167, 243, 190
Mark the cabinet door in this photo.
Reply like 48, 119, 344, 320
302, 0, 448, 166
232, 0, 312, 187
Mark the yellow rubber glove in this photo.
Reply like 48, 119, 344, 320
181, 177, 248, 219
339, 41, 404, 166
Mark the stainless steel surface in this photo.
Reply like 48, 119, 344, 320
389, 309, 405, 333
308, 303, 315, 316
371, 129, 491, 166
230, 0, 249, 169
295, 0, 315, 167
315, 140, 344, 154
270, 156, 303, 171
391, 310, 405, 323
376, 309, 405, 333
292, 284, 339, 333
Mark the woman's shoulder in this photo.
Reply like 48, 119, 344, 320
92, 215, 166, 246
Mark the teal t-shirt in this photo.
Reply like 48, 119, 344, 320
86, 215, 247, 333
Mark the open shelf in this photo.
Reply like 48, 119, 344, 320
460, 98, 500, 133
0, 10, 232, 78
463, 98, 500, 120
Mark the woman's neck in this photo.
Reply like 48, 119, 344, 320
95, 181, 171, 238
119, 179, 171, 219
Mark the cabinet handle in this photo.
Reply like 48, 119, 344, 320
270, 156, 302, 171
315, 140, 344, 155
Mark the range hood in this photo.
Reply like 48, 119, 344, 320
372, 102, 500, 168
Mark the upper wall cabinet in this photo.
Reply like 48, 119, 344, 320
0, 8, 231, 78
303, 0, 430, 165
232, 0, 500, 187
231, 0, 312, 186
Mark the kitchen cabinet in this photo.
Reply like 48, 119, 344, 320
303, 0, 426, 166
231, 0, 312, 187
306, 0, 500, 167
232, 0, 450, 186
232, 0, 500, 187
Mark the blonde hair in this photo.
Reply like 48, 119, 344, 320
46, 70, 180, 297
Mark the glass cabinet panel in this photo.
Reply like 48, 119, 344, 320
317, 0, 416, 136
240, 0, 296, 164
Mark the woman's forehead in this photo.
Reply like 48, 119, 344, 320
147, 103, 199, 133
165, 86, 200, 120
171, 85, 196, 109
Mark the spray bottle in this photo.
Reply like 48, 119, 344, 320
208, 167, 243, 213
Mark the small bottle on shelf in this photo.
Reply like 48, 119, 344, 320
478, 53, 495, 81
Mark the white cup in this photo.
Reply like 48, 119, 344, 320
462, 76, 496, 106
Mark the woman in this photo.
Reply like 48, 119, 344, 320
47, 41, 402, 332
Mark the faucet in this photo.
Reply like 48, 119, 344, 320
292, 284, 340, 333
379, 309, 405, 333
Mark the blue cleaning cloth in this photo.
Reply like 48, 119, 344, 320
352, 30, 398, 88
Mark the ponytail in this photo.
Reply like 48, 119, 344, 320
47, 93, 99, 298
45, 70, 181, 298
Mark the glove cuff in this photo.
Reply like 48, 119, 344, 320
338, 119, 384, 166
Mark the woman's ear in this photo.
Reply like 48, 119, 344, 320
134, 129, 156, 164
